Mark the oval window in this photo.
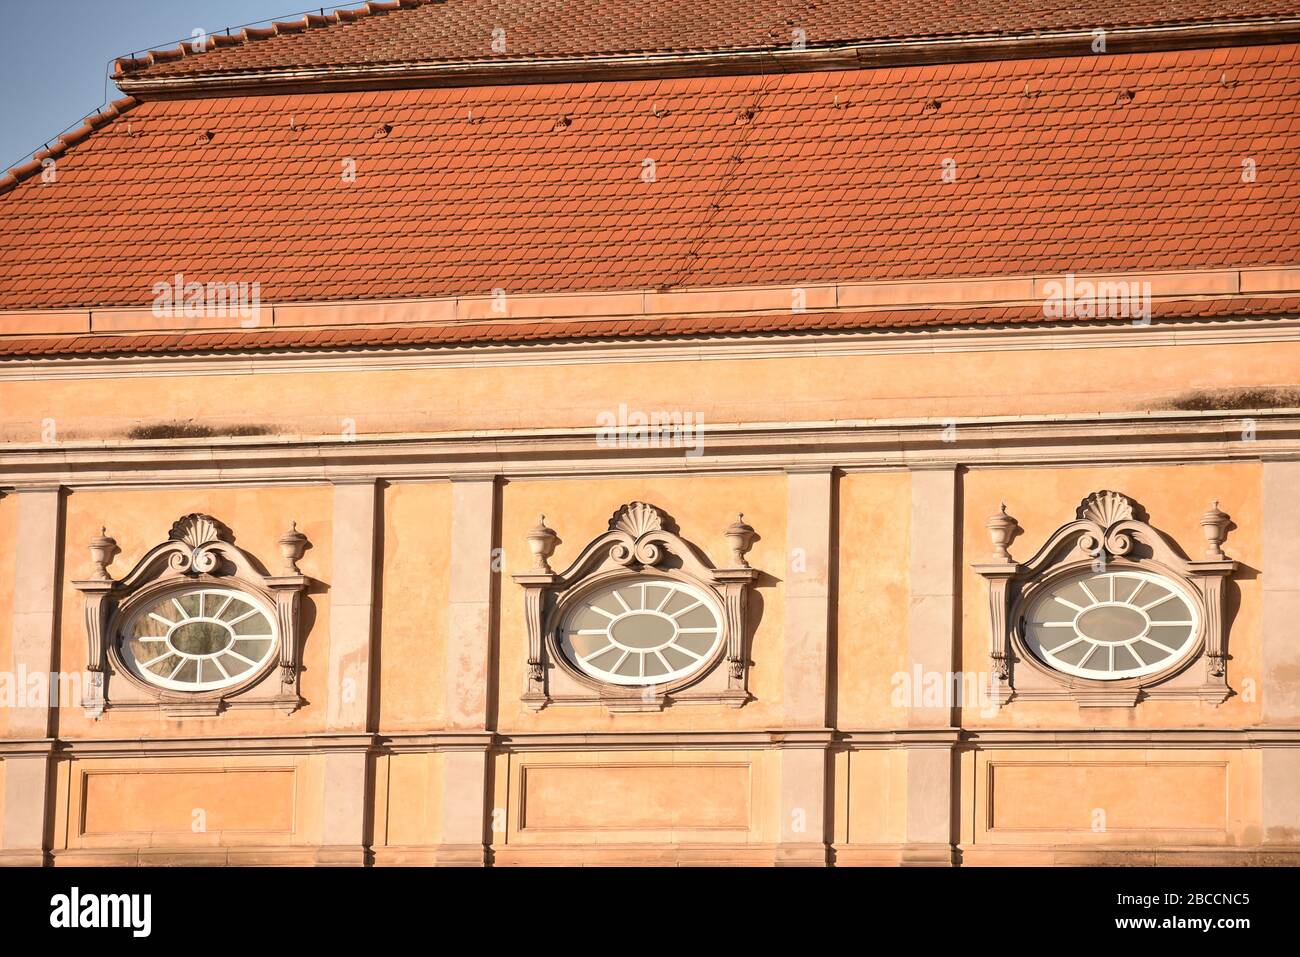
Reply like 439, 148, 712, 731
559, 579, 722, 686
120, 587, 277, 692
1024, 570, 1198, 680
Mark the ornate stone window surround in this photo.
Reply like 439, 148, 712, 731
974, 491, 1236, 708
73, 514, 311, 718
513, 502, 761, 713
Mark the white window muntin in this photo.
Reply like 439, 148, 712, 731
559, 577, 723, 686
1024, 569, 1199, 681
119, 586, 278, 693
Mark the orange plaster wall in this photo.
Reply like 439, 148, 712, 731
495, 474, 787, 732
960, 462, 1264, 728
377, 482, 451, 731
839, 749, 908, 846
834, 470, 912, 729
54, 485, 334, 738
0, 493, 14, 738
374, 752, 445, 850
3, 339, 1300, 442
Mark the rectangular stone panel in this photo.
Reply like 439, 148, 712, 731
520, 763, 750, 831
80, 768, 296, 837
989, 761, 1227, 832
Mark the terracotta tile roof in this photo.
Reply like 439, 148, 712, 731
2, 42, 1298, 312
113, 0, 1300, 79
1, 297, 1295, 359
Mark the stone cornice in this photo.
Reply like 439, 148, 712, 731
0, 410, 1296, 489
959, 728, 1300, 749
9, 726, 1300, 758
25, 733, 380, 758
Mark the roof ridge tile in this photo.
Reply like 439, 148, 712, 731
113, 0, 435, 79
110, 1, 1300, 85
0, 96, 139, 194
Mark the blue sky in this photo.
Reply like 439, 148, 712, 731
0, 1, 348, 170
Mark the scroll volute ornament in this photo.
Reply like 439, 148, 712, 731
512, 503, 762, 713
72, 514, 313, 717
973, 491, 1237, 709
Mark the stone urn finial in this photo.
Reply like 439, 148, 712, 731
1200, 500, 1231, 559
723, 513, 758, 567
89, 527, 118, 581
985, 503, 1019, 562
277, 521, 309, 575
526, 515, 559, 573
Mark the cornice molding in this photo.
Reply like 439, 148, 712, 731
1, 410, 1297, 488
116, 20, 1300, 97
9, 726, 1300, 758
3, 733, 377, 758
958, 728, 1300, 749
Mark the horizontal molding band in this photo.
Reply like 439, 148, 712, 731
45, 843, 1300, 867
490, 730, 840, 750
7, 727, 1300, 758
0, 733, 379, 758
0, 410, 1297, 489
954, 845, 1300, 866
48, 846, 365, 867
873, 728, 1300, 749
489, 843, 828, 867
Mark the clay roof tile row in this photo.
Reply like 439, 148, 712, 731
1, 297, 1295, 359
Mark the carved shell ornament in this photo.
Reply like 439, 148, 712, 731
167, 513, 233, 574
608, 501, 665, 537
607, 502, 668, 567
1076, 490, 1135, 526
1075, 490, 1138, 558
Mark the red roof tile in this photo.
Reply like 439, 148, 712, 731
2, 42, 1297, 311
0, 297, 1295, 359
114, 0, 1300, 79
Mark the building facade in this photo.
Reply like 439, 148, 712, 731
1, 0, 1299, 866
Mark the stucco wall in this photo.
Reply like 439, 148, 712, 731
0, 335, 1296, 865
2, 338, 1299, 441
0, 493, 13, 740
378, 482, 451, 732
835, 471, 912, 729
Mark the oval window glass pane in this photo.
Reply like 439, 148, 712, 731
119, 587, 277, 693
559, 579, 722, 686
1024, 570, 1198, 680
